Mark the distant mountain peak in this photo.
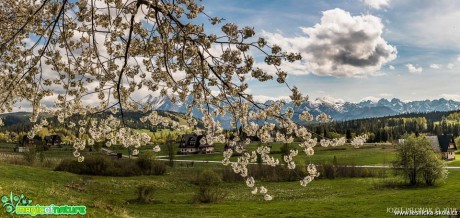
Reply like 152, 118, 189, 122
124, 95, 460, 128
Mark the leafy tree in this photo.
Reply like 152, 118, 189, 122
393, 134, 447, 186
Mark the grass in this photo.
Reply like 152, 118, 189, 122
0, 142, 397, 166
174, 143, 396, 166
1, 159, 459, 217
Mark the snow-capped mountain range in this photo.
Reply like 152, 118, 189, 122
141, 95, 460, 128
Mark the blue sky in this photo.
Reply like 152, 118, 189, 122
199, 0, 460, 103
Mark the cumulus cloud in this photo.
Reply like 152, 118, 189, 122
429, 64, 441, 69
405, 63, 423, 73
263, 8, 397, 77
362, 0, 390, 10
447, 63, 455, 69
389, 65, 395, 70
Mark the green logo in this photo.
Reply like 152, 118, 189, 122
1, 192, 86, 216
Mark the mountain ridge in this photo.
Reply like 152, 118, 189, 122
3, 96, 460, 129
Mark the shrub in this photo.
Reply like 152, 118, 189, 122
55, 155, 166, 176
135, 185, 157, 203
136, 153, 167, 175
221, 164, 305, 182
192, 170, 226, 203
22, 147, 37, 165
318, 164, 377, 179
393, 134, 447, 186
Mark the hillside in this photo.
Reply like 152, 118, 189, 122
0, 110, 203, 133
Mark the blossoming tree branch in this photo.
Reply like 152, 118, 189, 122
0, 0, 367, 200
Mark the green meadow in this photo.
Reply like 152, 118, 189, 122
0, 141, 459, 217
0, 161, 459, 218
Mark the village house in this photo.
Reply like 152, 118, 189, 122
224, 135, 247, 152
425, 134, 457, 160
178, 134, 214, 154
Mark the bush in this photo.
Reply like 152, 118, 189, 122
393, 134, 447, 186
192, 170, 226, 203
318, 164, 377, 179
222, 164, 305, 182
136, 153, 167, 175
55, 155, 166, 177
22, 147, 37, 165
135, 185, 157, 203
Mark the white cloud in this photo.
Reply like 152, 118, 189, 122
263, 8, 397, 77
447, 63, 455, 69
405, 63, 423, 73
389, 65, 395, 70
429, 64, 441, 69
362, 0, 390, 10
440, 94, 460, 101
457, 56, 460, 62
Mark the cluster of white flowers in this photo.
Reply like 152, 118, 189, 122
295, 127, 312, 140
231, 153, 251, 177
27, 119, 49, 139
0, 118, 3, 127
256, 146, 279, 166
319, 137, 347, 147
332, 137, 347, 147
235, 144, 245, 153
249, 185, 272, 201
243, 122, 259, 136
222, 149, 233, 166
245, 177, 255, 188
299, 138, 317, 156
300, 164, 320, 187
351, 134, 368, 148
283, 149, 298, 170
152, 145, 161, 152
316, 113, 331, 123
320, 139, 331, 147
299, 111, 313, 122
140, 111, 172, 127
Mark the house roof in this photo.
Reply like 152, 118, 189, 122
426, 135, 457, 152
426, 136, 441, 152
437, 134, 457, 152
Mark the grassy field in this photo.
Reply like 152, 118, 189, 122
0, 142, 398, 166
7, 141, 460, 168
170, 143, 397, 166
0, 161, 459, 217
